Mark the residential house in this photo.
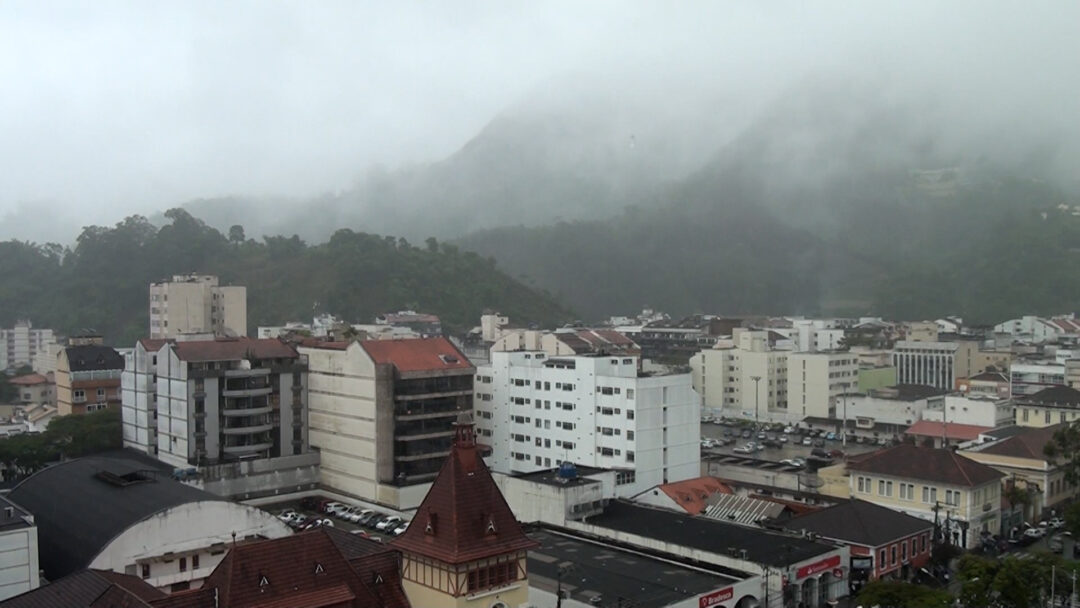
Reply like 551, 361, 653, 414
56, 340, 124, 416
6, 373, 53, 407
1014, 386, 1080, 428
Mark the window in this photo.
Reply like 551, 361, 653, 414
627, 389, 634, 399
879, 549, 886, 568
1046, 410, 1052, 424
922, 487, 937, 504
945, 489, 960, 506
142, 564, 150, 579
900, 483, 915, 501
466, 561, 519, 592
616, 471, 636, 485
890, 546, 897, 565
627, 450, 635, 462
1022, 408, 1030, 422
627, 430, 635, 440
627, 409, 635, 420
73, 389, 85, 400
97, 387, 106, 398
878, 480, 893, 497
601, 387, 615, 395
901, 541, 908, 562
180, 557, 187, 572
920, 534, 928, 553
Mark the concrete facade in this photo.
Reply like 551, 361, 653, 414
892, 340, 978, 391
149, 274, 247, 339
787, 352, 858, 419
0, 497, 39, 601
690, 330, 789, 420
0, 320, 55, 372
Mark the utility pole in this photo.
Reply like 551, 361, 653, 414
752, 375, 762, 429
841, 387, 849, 448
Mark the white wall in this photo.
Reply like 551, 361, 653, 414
0, 525, 38, 601
922, 395, 1012, 428
90, 500, 291, 589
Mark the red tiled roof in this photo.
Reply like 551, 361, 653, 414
848, 444, 1004, 487
905, 420, 991, 441
138, 338, 171, 352
172, 338, 298, 363
392, 422, 538, 564
197, 530, 386, 608
360, 338, 473, 373
979, 424, 1064, 461
655, 476, 732, 514
9, 373, 48, 386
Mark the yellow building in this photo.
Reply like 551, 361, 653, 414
846, 444, 1004, 549
962, 424, 1077, 528
1013, 386, 1080, 427
391, 418, 537, 608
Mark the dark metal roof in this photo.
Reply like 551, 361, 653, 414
583, 500, 839, 567
0, 495, 34, 533
64, 345, 124, 372
784, 499, 933, 548
8, 455, 224, 580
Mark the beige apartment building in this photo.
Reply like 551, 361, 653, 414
788, 351, 858, 419
56, 338, 124, 416
690, 329, 788, 419
149, 274, 247, 339
299, 337, 475, 510
846, 445, 1004, 549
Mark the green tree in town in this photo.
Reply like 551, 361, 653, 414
855, 580, 952, 608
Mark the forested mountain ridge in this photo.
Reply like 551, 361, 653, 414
0, 210, 573, 344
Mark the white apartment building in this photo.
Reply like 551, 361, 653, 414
994, 315, 1080, 343
149, 274, 247, 339
892, 340, 977, 391
787, 351, 858, 419
0, 320, 56, 371
1010, 362, 1066, 397
786, 319, 846, 352
121, 336, 319, 500
475, 351, 699, 496
689, 329, 789, 420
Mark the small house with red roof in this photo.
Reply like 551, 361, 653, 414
298, 337, 475, 510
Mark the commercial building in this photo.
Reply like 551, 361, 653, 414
0, 496, 38, 602
957, 371, 1011, 399
475, 350, 699, 496
842, 385, 946, 436
787, 352, 858, 419
56, 339, 124, 416
375, 310, 442, 337
0, 321, 55, 372
7, 454, 291, 590
299, 337, 475, 510
568, 500, 849, 608
846, 445, 1004, 549
784, 499, 933, 586
892, 340, 978, 391
1013, 386, 1080, 428
921, 394, 1013, 429
149, 274, 247, 339
690, 330, 789, 420
121, 336, 319, 499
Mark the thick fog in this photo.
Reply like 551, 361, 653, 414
2, 1, 1078, 242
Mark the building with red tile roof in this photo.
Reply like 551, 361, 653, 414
299, 338, 477, 510
392, 418, 537, 607
905, 420, 992, 447
632, 476, 733, 514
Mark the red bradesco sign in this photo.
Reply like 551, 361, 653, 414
699, 586, 734, 608
795, 555, 842, 579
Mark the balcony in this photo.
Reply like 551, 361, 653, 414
223, 368, 271, 378
222, 386, 272, 398
222, 442, 273, 455
221, 406, 272, 417
222, 423, 274, 436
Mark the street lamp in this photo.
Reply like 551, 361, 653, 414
751, 375, 762, 429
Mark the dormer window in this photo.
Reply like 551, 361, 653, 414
314, 563, 325, 574
486, 517, 497, 535
425, 513, 438, 535
258, 574, 269, 588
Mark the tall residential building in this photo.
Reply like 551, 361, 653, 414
56, 339, 124, 416
0, 320, 56, 371
689, 329, 789, 419
1009, 361, 1066, 397
787, 351, 859, 419
148, 274, 247, 339
298, 337, 475, 510
474, 350, 699, 496
891, 340, 978, 391
121, 336, 319, 499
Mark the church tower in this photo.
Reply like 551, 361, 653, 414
392, 416, 537, 608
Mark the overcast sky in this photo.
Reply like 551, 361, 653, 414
2, 1, 1078, 237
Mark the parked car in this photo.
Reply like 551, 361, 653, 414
366, 515, 391, 530
783, 426, 794, 434
779, 436, 788, 443
877, 437, 888, 446
741, 430, 752, 439
756, 432, 767, 441
1048, 517, 1066, 529
278, 510, 300, 524
722, 429, 733, 437
802, 437, 813, 446
392, 521, 410, 536
302, 518, 334, 530
1050, 535, 1065, 553
829, 449, 845, 458
290, 514, 309, 529
854, 435, 864, 444
811, 448, 831, 459
358, 511, 383, 526
791, 457, 806, 468
323, 502, 346, 516
813, 439, 826, 448
346, 508, 374, 523
825, 432, 837, 441
376, 516, 403, 532
1023, 527, 1045, 540
780, 458, 803, 468
761, 439, 780, 448
733, 445, 752, 454
337, 505, 362, 520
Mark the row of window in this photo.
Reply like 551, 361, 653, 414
879, 534, 929, 571
856, 477, 962, 506
510, 379, 577, 392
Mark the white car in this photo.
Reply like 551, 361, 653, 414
700, 438, 716, 449
339, 506, 365, 521
348, 509, 375, 524
392, 521, 410, 536
324, 502, 347, 517
376, 516, 402, 532
1049, 517, 1066, 529
802, 437, 813, 446
733, 445, 752, 454
277, 509, 300, 524
779, 436, 788, 443
783, 426, 794, 434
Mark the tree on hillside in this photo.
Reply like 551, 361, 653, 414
0, 409, 122, 480
228, 224, 245, 244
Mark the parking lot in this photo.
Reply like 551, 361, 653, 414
700, 418, 889, 463
260, 496, 410, 543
